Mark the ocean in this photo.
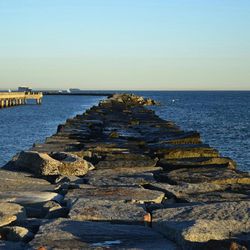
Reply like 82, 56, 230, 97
0, 91, 249, 172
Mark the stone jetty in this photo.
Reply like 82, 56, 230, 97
0, 93, 249, 249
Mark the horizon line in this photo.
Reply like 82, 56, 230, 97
0, 88, 250, 92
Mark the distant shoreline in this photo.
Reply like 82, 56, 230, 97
1, 89, 250, 92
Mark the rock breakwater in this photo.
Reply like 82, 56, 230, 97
1, 93, 249, 249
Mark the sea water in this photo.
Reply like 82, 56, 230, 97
0, 91, 249, 172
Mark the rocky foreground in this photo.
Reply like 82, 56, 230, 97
0, 93, 249, 250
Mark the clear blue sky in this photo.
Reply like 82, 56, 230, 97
0, 0, 249, 90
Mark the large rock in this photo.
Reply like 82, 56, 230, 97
147, 182, 250, 202
7, 151, 61, 175
158, 132, 202, 144
7, 151, 93, 176
157, 167, 250, 185
153, 145, 219, 159
84, 167, 159, 187
66, 186, 165, 204
0, 170, 55, 192
30, 219, 178, 250
50, 152, 94, 175
159, 157, 236, 171
152, 201, 250, 249
69, 199, 146, 224
95, 156, 157, 170
103, 93, 159, 106
0, 202, 26, 227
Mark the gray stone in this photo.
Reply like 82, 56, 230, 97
148, 182, 250, 203
30, 218, 179, 250
157, 167, 250, 185
7, 151, 93, 176
84, 167, 159, 187
0, 170, 55, 192
152, 201, 250, 249
69, 199, 146, 224
104, 153, 155, 161
50, 152, 94, 175
159, 157, 236, 170
156, 131, 201, 144
95, 157, 157, 169
154, 146, 219, 159
66, 186, 165, 204
8, 151, 61, 176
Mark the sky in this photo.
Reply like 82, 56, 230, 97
0, 0, 249, 90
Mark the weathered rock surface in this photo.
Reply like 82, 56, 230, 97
147, 182, 250, 202
69, 199, 146, 224
152, 201, 250, 249
51, 152, 94, 175
103, 93, 159, 106
66, 186, 165, 204
159, 157, 237, 170
84, 167, 159, 187
7, 151, 61, 176
154, 146, 220, 159
30, 219, 178, 250
0, 170, 55, 192
156, 167, 250, 185
95, 155, 157, 169
7, 151, 93, 176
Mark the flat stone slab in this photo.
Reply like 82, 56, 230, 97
0, 202, 26, 227
147, 182, 250, 202
159, 157, 236, 170
153, 145, 219, 159
66, 186, 165, 204
157, 167, 250, 185
69, 199, 146, 224
154, 131, 201, 144
87, 166, 161, 175
152, 201, 250, 249
0, 170, 55, 192
30, 219, 179, 250
183, 191, 249, 202
95, 158, 157, 169
84, 167, 159, 187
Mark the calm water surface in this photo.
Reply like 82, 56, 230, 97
0, 91, 249, 172
0, 95, 104, 166
141, 91, 250, 172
